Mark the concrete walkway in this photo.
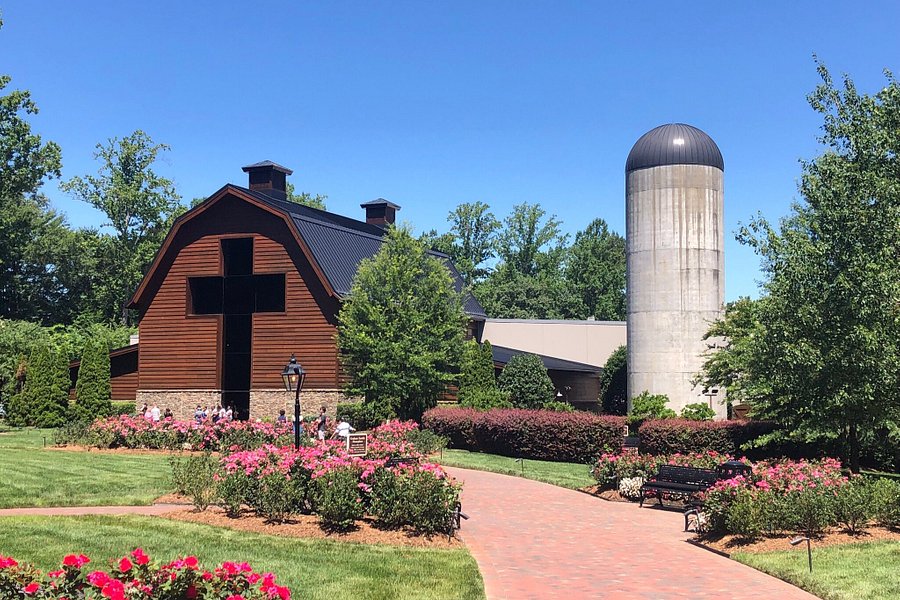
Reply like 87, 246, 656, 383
447, 467, 817, 600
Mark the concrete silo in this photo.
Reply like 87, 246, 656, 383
625, 123, 726, 418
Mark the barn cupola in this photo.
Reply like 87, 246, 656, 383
242, 160, 293, 201
360, 198, 400, 227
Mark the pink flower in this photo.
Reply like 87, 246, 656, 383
87, 570, 112, 587
101, 579, 126, 600
118, 557, 132, 572
23, 582, 40, 594
131, 548, 150, 566
63, 554, 90, 568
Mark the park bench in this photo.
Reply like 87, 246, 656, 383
639, 464, 719, 508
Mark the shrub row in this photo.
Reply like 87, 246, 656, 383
0, 549, 290, 599
637, 419, 777, 457
422, 407, 625, 463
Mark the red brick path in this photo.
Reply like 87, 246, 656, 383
448, 467, 817, 600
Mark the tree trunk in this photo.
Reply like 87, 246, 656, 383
848, 422, 861, 474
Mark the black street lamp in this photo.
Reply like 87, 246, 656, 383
281, 354, 307, 450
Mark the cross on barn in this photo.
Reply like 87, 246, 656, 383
107, 161, 486, 420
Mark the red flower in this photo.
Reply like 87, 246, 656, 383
23, 582, 40, 594
49, 570, 65, 578
62, 554, 90, 568
131, 548, 150, 566
118, 557, 133, 572
101, 579, 126, 600
87, 570, 112, 587
184, 556, 199, 569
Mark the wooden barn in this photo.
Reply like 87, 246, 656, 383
93, 162, 486, 420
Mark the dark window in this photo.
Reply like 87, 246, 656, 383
222, 238, 253, 276
255, 274, 286, 312
224, 275, 254, 314
189, 277, 223, 315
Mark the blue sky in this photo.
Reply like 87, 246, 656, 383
2, 1, 898, 300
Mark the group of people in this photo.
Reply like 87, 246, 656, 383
194, 404, 234, 423
277, 406, 356, 443
139, 404, 172, 422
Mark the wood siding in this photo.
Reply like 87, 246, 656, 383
111, 370, 139, 401
138, 235, 222, 389
251, 236, 339, 389
136, 194, 341, 391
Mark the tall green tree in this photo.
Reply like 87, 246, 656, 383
447, 202, 500, 285
458, 339, 508, 409
495, 202, 567, 278
286, 183, 327, 210
474, 264, 572, 319
338, 226, 466, 420
62, 131, 182, 323
7, 343, 70, 427
736, 63, 900, 472
599, 345, 627, 415
565, 218, 626, 321
73, 337, 112, 421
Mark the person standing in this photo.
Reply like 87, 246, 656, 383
150, 405, 161, 422
194, 405, 203, 423
163, 407, 173, 420
332, 415, 355, 440
224, 405, 233, 421
316, 406, 328, 443
277, 409, 287, 425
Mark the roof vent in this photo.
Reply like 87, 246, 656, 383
360, 198, 400, 227
241, 161, 293, 201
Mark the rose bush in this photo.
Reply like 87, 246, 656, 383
592, 450, 740, 486
0, 549, 290, 599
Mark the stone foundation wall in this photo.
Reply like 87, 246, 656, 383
250, 389, 352, 421
135, 390, 222, 421
134, 389, 355, 422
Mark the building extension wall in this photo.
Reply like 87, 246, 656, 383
625, 164, 725, 417
480, 319, 626, 368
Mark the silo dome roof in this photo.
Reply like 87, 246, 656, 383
626, 123, 724, 172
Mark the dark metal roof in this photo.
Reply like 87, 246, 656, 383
490, 345, 601, 374
360, 197, 401, 210
242, 160, 294, 175
239, 186, 486, 318
625, 123, 724, 172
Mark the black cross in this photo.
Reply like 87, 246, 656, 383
188, 238, 285, 420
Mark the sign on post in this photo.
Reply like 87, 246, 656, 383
347, 433, 368, 457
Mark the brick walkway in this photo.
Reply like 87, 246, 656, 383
448, 467, 817, 600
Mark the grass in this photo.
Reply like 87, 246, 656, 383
733, 541, 900, 600
436, 448, 595, 490
0, 515, 485, 600
0, 428, 173, 508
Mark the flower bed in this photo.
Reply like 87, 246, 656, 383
592, 450, 739, 486
0, 549, 290, 599
175, 421, 460, 535
80, 415, 296, 452
423, 407, 625, 463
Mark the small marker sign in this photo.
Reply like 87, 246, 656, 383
347, 433, 368, 457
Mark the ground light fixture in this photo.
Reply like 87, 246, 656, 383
790, 536, 812, 572
281, 354, 307, 450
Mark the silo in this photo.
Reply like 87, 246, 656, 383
625, 123, 725, 418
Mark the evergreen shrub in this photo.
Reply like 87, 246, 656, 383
497, 353, 555, 409
422, 407, 624, 463
73, 337, 112, 422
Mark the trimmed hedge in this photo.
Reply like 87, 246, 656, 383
638, 419, 777, 457
423, 407, 625, 463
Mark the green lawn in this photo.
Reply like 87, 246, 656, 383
734, 541, 900, 600
0, 428, 173, 508
437, 449, 594, 490
0, 515, 484, 600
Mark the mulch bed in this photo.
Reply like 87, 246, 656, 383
160, 506, 461, 549
695, 527, 900, 556
48, 445, 208, 456
578, 485, 632, 502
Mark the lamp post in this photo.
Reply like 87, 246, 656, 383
281, 354, 307, 450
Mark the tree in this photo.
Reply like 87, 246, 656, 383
62, 131, 182, 323
7, 343, 70, 427
337, 226, 466, 420
458, 339, 509, 409
73, 337, 112, 421
696, 298, 767, 407
497, 353, 555, 409
565, 218, 626, 320
447, 202, 500, 285
473, 264, 572, 319
285, 183, 327, 210
736, 63, 900, 472
495, 202, 567, 278
599, 345, 627, 415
